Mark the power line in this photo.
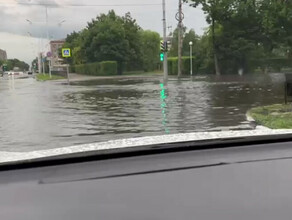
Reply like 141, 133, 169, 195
0, 2, 161, 7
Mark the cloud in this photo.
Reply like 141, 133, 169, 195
0, 0, 207, 63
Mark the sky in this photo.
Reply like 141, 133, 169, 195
0, 0, 207, 65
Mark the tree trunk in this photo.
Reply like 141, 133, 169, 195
212, 17, 221, 76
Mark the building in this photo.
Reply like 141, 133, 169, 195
49, 40, 65, 66
0, 49, 7, 61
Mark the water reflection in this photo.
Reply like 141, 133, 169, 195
160, 83, 169, 134
0, 73, 286, 152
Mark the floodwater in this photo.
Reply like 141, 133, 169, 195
0, 73, 286, 152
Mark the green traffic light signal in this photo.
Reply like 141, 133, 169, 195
2, 64, 7, 71
160, 53, 164, 61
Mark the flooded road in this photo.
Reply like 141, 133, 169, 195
0, 73, 286, 152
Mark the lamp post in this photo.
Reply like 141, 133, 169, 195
58, 20, 66, 27
189, 41, 193, 76
162, 0, 168, 81
26, 19, 43, 74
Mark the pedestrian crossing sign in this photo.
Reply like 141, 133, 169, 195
62, 48, 71, 58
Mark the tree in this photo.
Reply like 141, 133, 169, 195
122, 12, 143, 71
5, 59, 29, 71
182, 29, 200, 56
216, 0, 262, 73
168, 26, 187, 57
64, 10, 162, 74
82, 10, 137, 74
185, 0, 292, 74
140, 30, 160, 71
31, 58, 38, 71
185, 0, 232, 75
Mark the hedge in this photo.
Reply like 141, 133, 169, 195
246, 58, 292, 73
73, 61, 117, 76
168, 56, 205, 75
168, 57, 292, 75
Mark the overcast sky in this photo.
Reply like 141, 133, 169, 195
0, 0, 207, 65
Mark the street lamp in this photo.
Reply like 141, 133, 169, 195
26, 19, 32, 25
189, 41, 193, 76
58, 20, 66, 26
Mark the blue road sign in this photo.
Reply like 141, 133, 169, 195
62, 48, 71, 58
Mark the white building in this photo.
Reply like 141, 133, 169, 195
49, 40, 65, 66
0, 49, 7, 61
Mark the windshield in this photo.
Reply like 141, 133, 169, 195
0, 0, 292, 157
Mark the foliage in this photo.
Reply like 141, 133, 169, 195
74, 61, 118, 76
140, 30, 161, 71
36, 74, 64, 81
63, 4, 292, 75
100, 61, 118, 75
185, 0, 292, 74
168, 56, 207, 75
249, 104, 292, 129
3, 59, 29, 71
31, 58, 38, 71
64, 11, 159, 75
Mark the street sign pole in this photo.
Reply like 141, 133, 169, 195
61, 48, 71, 84
66, 64, 70, 85
42, 55, 45, 75
47, 51, 52, 78
38, 53, 42, 74
49, 60, 52, 78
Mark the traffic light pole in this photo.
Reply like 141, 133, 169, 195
178, 0, 183, 77
162, 0, 168, 81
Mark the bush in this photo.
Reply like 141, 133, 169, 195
69, 65, 75, 73
249, 58, 292, 73
168, 56, 205, 75
167, 57, 178, 75
100, 61, 117, 75
73, 61, 117, 76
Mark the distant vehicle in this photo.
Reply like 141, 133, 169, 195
28, 71, 33, 75
6, 71, 24, 76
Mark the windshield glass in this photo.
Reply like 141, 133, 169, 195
0, 0, 292, 157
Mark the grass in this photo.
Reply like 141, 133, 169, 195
248, 104, 292, 129
122, 70, 163, 76
36, 74, 65, 81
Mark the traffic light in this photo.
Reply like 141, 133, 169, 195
160, 40, 165, 52
165, 41, 168, 52
2, 64, 7, 71
160, 53, 164, 61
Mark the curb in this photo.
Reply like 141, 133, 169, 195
246, 112, 271, 131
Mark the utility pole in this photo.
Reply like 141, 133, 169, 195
177, 0, 183, 77
38, 52, 42, 74
45, 6, 52, 77
162, 0, 168, 81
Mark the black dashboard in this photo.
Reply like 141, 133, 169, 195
1, 139, 292, 220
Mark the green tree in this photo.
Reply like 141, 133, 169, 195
122, 12, 143, 71
82, 10, 133, 74
64, 10, 163, 74
186, 0, 292, 74
216, 0, 262, 73
168, 27, 187, 57
140, 30, 160, 71
31, 58, 38, 71
182, 29, 200, 56
6, 59, 29, 71
185, 0, 232, 75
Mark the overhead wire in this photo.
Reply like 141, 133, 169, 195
0, 1, 161, 7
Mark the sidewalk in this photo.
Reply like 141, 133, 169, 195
57, 72, 163, 83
